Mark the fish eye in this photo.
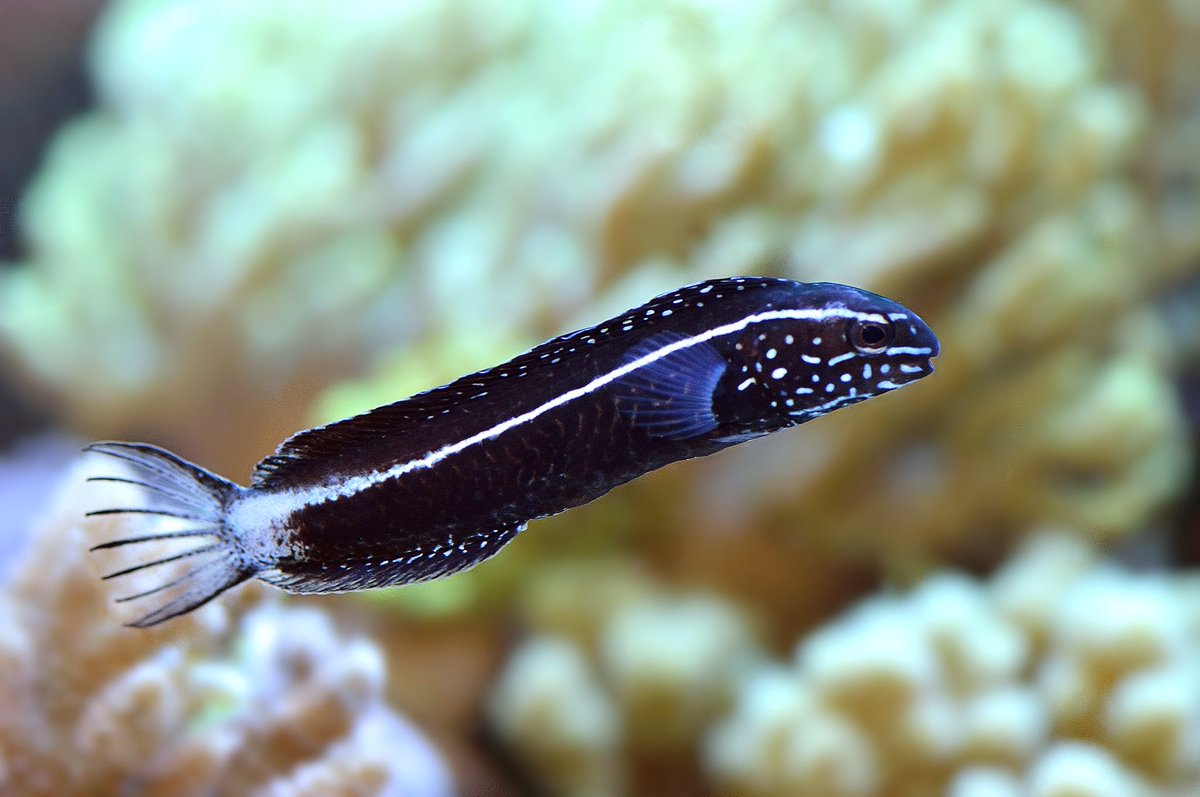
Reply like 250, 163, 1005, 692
849, 319, 894, 353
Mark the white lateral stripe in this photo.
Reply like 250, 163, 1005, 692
292, 306, 885, 509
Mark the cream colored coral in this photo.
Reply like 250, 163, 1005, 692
3, 0, 1194, 559
598, 592, 760, 748
704, 533, 1200, 797
488, 636, 623, 797
306, 0, 1197, 629
489, 565, 763, 796
0, 461, 453, 797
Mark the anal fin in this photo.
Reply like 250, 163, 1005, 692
260, 521, 528, 594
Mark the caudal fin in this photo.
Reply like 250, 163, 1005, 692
84, 442, 256, 628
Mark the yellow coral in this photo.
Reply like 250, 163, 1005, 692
489, 564, 763, 795
0, 462, 453, 797
2, 3, 1198, 789
705, 533, 1200, 797
3, 0, 1194, 553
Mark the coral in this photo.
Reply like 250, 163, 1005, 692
704, 533, 1200, 797
489, 636, 623, 797
488, 534, 1200, 797
0, 461, 454, 797
0, 436, 77, 582
488, 563, 762, 796
1, 2, 1196, 793
1, 0, 1193, 551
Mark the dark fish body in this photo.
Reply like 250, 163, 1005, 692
86, 277, 939, 626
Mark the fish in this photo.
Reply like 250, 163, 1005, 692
85, 276, 939, 627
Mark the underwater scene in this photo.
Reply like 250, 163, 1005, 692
0, 1, 1198, 795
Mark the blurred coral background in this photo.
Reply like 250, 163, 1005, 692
0, 1, 1198, 796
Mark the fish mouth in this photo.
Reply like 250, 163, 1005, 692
873, 357, 935, 392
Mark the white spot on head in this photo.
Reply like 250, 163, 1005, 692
700, 284, 713, 294
812, 374, 820, 383
877, 380, 901, 389
863, 364, 872, 379
802, 354, 821, 365
828, 352, 856, 367
737, 377, 755, 391
795, 387, 813, 395
840, 373, 851, 383
766, 348, 777, 359
812, 337, 822, 345
880, 363, 891, 374
825, 383, 835, 393
771, 367, 787, 379
785, 335, 794, 345
661, 309, 672, 317
900, 364, 924, 374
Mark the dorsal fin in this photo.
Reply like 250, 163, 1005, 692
250, 329, 600, 490
250, 391, 459, 488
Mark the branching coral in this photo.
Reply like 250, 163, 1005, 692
705, 533, 1200, 797
0, 461, 454, 797
313, 0, 1200, 624
672, 0, 1196, 570
0, 7, 1194, 797
488, 563, 762, 797
488, 535, 1200, 797
2, 0, 1194, 548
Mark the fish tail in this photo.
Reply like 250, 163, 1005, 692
84, 442, 256, 628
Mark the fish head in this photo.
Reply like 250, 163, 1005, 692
733, 282, 939, 423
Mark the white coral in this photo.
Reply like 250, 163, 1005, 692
0, 462, 453, 797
